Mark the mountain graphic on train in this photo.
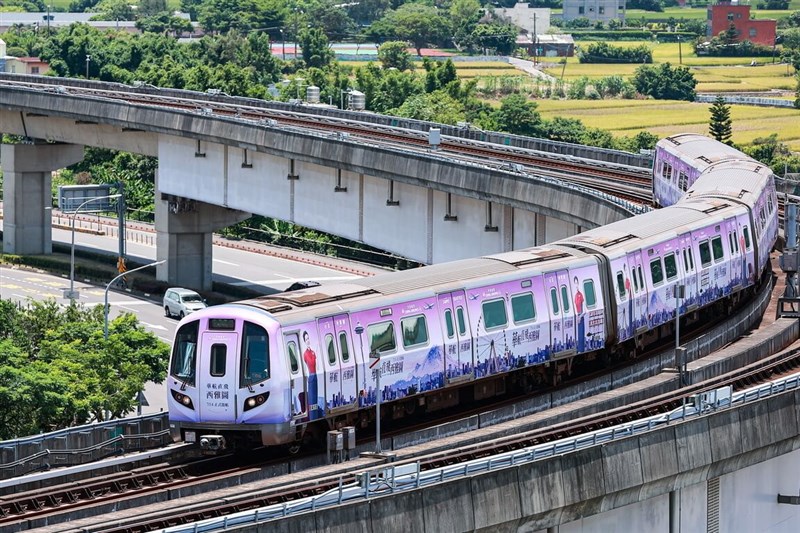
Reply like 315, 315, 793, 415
168, 134, 779, 452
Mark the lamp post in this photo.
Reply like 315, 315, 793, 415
66, 194, 121, 301
280, 29, 286, 60
85, 54, 91, 78
104, 259, 165, 338
677, 35, 682, 65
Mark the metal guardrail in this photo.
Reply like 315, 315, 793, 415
696, 94, 797, 109
160, 371, 800, 532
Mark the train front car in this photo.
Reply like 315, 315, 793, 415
168, 305, 292, 453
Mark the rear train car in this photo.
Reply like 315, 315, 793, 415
653, 133, 744, 208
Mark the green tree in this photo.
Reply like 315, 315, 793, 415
490, 93, 545, 137
632, 62, 697, 101
450, 0, 481, 49
299, 27, 335, 69
709, 95, 733, 144
378, 41, 413, 71
0, 300, 169, 438
391, 90, 466, 124
470, 22, 518, 56
368, 3, 451, 56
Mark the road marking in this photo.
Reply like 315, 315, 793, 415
108, 300, 153, 306
229, 275, 360, 287
141, 322, 168, 331
213, 259, 239, 266
159, 336, 172, 343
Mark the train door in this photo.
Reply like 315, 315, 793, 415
678, 234, 698, 311
546, 270, 571, 357
627, 251, 646, 335
317, 317, 339, 414
197, 331, 239, 422
333, 315, 358, 409
283, 332, 308, 420
728, 219, 745, 289
437, 290, 473, 382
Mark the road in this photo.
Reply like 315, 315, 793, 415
0, 221, 384, 415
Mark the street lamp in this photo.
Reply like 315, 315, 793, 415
104, 259, 165, 339
280, 29, 286, 60
85, 54, 91, 78
66, 194, 121, 301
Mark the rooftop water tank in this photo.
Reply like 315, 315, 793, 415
306, 85, 320, 104
348, 90, 365, 111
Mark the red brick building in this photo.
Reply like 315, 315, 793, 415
708, 2, 776, 47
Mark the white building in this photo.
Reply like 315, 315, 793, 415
496, 3, 551, 36
562, 0, 626, 23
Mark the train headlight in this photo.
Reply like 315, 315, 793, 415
243, 391, 270, 412
170, 389, 195, 410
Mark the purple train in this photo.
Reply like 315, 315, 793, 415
652, 132, 745, 208
168, 135, 779, 452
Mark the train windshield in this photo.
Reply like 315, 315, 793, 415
171, 320, 199, 387
241, 321, 270, 387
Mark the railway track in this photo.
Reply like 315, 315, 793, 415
0, 78, 652, 207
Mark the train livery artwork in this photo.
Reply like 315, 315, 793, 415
168, 134, 779, 453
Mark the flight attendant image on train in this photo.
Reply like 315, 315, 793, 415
302, 331, 321, 419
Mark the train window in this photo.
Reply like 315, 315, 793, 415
687, 251, 694, 272
744, 227, 751, 249
584, 280, 597, 308
712, 236, 724, 262
209, 344, 226, 377
550, 287, 561, 314
368, 321, 396, 355
444, 309, 455, 338
733, 232, 739, 253
511, 293, 536, 323
699, 241, 712, 267
339, 332, 350, 362
682, 249, 689, 272
615, 272, 626, 300
664, 253, 678, 280
325, 334, 336, 365
560, 285, 571, 313
483, 299, 508, 329
401, 315, 429, 348
171, 321, 199, 387
768, 195, 774, 213
241, 322, 269, 385
679, 172, 687, 191
650, 258, 664, 286
456, 307, 467, 336
637, 266, 645, 290
286, 340, 300, 374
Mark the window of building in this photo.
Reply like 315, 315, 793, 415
31, 67, 39, 74
727, 12, 734, 21
599, 6, 605, 14
578, 6, 584, 13
749, 28, 757, 38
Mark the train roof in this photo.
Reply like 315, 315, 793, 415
235, 246, 596, 324
683, 158, 774, 204
557, 199, 741, 254
657, 133, 744, 168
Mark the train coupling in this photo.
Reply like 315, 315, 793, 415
199, 434, 227, 452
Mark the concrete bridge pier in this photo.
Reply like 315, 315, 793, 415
155, 184, 250, 291
1, 142, 84, 255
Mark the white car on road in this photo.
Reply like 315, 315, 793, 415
163, 287, 207, 319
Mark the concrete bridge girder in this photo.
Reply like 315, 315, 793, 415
1, 143, 84, 255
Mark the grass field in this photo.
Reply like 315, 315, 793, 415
535, 98, 800, 149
